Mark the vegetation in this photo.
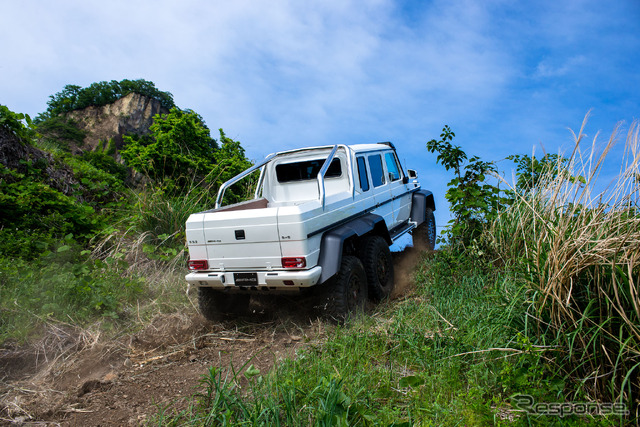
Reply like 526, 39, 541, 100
426, 125, 509, 246
0, 104, 34, 142
491, 119, 640, 408
0, 85, 253, 343
153, 251, 624, 425
121, 108, 218, 182
36, 115, 87, 151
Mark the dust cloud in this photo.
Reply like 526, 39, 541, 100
391, 244, 425, 299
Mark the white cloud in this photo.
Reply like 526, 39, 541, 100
535, 55, 586, 78
1, 1, 512, 131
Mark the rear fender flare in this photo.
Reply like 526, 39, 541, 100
317, 213, 390, 284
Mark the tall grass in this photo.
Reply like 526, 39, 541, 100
491, 117, 640, 407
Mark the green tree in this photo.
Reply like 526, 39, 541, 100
36, 79, 175, 122
121, 108, 218, 186
214, 129, 252, 183
507, 153, 584, 193
211, 129, 254, 203
36, 116, 87, 151
427, 126, 508, 245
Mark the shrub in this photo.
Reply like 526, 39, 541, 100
120, 108, 218, 187
426, 126, 509, 247
79, 150, 128, 183
35, 115, 86, 151
0, 104, 34, 143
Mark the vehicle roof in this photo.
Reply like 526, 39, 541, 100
349, 143, 395, 153
274, 143, 394, 158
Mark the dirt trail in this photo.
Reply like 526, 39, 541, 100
0, 246, 426, 426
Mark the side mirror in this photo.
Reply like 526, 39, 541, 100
407, 169, 418, 179
402, 176, 409, 184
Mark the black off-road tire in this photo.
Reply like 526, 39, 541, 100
317, 256, 367, 321
198, 287, 250, 321
359, 235, 394, 301
413, 207, 436, 251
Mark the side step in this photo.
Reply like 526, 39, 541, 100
389, 221, 417, 242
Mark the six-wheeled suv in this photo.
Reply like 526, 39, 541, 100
185, 142, 436, 320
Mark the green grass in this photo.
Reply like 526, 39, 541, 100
0, 243, 193, 345
0, 250, 143, 343
152, 250, 625, 426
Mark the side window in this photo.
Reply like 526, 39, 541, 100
356, 156, 369, 192
368, 154, 385, 188
384, 152, 401, 182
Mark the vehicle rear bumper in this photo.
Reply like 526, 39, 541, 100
185, 266, 322, 290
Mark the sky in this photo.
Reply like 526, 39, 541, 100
1, 0, 639, 233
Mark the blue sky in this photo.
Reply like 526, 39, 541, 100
1, 0, 639, 232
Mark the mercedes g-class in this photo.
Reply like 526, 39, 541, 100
185, 142, 436, 320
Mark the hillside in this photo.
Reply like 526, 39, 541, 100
1, 87, 638, 424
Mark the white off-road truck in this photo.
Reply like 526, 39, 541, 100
185, 142, 436, 320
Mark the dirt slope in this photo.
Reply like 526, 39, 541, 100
0, 247, 425, 426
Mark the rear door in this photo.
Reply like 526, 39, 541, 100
367, 153, 394, 228
201, 207, 282, 270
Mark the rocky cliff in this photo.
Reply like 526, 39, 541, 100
66, 92, 169, 152
0, 122, 78, 196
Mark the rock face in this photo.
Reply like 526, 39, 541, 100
0, 125, 78, 196
0, 125, 29, 171
66, 92, 169, 152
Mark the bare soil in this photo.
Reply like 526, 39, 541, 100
0, 246, 425, 426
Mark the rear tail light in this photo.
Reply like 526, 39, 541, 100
282, 257, 306, 268
188, 260, 209, 271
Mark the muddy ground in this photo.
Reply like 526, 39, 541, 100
0, 246, 424, 426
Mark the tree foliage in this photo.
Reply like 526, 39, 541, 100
212, 129, 254, 203
0, 104, 34, 143
427, 126, 586, 251
507, 153, 585, 193
427, 126, 508, 245
120, 108, 218, 185
0, 99, 256, 343
36, 116, 87, 151
213, 129, 252, 183
36, 79, 175, 121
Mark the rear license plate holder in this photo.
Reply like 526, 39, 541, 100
234, 272, 258, 287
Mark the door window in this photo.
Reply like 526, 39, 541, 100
384, 152, 401, 182
356, 156, 369, 192
368, 154, 385, 188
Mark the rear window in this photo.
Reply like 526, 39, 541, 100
276, 158, 342, 183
